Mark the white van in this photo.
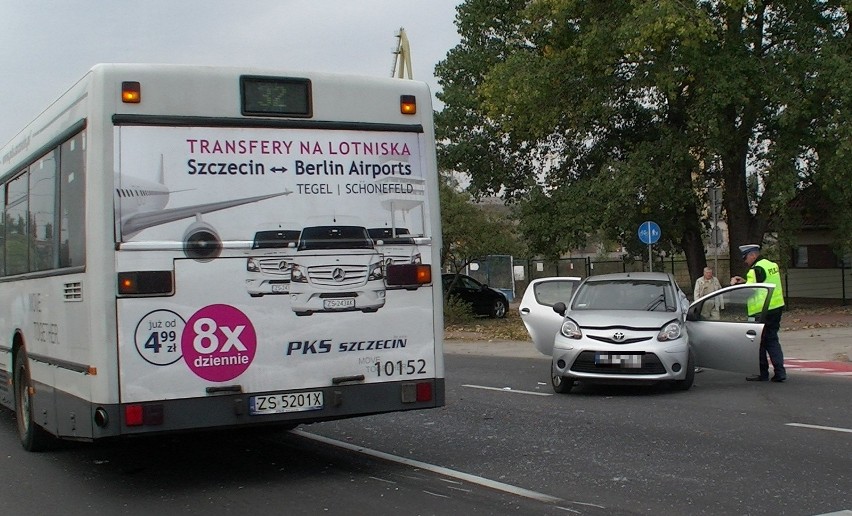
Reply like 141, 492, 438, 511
245, 226, 301, 296
289, 226, 386, 315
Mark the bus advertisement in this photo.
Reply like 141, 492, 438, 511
0, 64, 444, 450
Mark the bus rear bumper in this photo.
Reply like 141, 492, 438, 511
58, 378, 445, 440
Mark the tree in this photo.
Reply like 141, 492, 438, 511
439, 174, 522, 274
435, 0, 852, 282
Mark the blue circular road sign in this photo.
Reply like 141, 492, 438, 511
638, 221, 661, 245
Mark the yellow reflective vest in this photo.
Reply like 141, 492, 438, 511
746, 257, 785, 316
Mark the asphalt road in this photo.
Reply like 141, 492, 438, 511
1, 352, 850, 515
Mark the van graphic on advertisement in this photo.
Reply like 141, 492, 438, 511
368, 227, 426, 290
289, 225, 385, 315
245, 226, 301, 297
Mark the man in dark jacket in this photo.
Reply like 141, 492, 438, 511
731, 244, 787, 382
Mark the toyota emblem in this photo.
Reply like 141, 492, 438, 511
612, 331, 625, 342
332, 267, 346, 282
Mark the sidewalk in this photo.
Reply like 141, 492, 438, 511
444, 326, 852, 363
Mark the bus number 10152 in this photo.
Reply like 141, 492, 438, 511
375, 359, 427, 378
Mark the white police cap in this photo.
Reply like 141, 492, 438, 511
738, 244, 760, 257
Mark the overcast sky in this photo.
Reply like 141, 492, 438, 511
0, 0, 462, 146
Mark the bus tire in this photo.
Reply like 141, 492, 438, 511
14, 350, 53, 452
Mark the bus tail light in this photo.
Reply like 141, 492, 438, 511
402, 381, 433, 403
400, 95, 416, 114
122, 81, 141, 103
386, 264, 431, 287
416, 381, 432, 402
117, 271, 174, 296
124, 404, 164, 426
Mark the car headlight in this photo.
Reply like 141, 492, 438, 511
412, 253, 422, 264
560, 318, 582, 339
368, 261, 384, 281
291, 264, 307, 283
657, 320, 682, 341
246, 258, 259, 272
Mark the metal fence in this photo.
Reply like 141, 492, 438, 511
464, 256, 850, 305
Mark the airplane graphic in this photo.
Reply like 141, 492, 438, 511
116, 156, 292, 239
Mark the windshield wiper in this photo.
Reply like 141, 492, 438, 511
645, 294, 666, 311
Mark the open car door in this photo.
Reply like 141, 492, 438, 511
686, 283, 776, 374
519, 277, 582, 355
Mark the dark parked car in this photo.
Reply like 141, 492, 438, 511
442, 273, 509, 318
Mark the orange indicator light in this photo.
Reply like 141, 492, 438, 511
400, 95, 416, 114
122, 81, 141, 103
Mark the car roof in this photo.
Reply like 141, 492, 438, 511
582, 272, 675, 283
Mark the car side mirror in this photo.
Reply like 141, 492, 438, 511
553, 301, 567, 316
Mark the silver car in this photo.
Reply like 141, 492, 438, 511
520, 272, 776, 393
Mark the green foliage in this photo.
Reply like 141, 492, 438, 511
436, 0, 852, 281
443, 295, 476, 326
439, 174, 524, 271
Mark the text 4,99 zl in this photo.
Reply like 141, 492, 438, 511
375, 359, 427, 377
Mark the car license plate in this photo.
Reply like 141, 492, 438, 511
323, 298, 355, 310
271, 284, 288, 293
595, 353, 642, 368
249, 391, 323, 415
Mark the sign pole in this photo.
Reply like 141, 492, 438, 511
649, 238, 653, 272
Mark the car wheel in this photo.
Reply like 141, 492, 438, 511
551, 361, 574, 394
14, 349, 52, 451
490, 300, 508, 319
672, 352, 695, 391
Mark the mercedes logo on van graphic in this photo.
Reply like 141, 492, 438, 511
612, 331, 626, 342
332, 267, 346, 282
278, 261, 288, 270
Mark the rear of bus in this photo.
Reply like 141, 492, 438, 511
110, 64, 444, 436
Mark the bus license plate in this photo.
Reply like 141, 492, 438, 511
323, 298, 355, 310
595, 353, 642, 368
271, 284, 288, 293
249, 391, 323, 415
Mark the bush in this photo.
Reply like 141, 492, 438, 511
444, 296, 476, 325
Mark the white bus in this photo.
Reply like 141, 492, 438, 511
0, 63, 444, 451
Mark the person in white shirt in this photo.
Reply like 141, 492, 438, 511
694, 266, 723, 319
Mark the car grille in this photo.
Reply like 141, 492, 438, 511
256, 258, 291, 276
308, 265, 369, 287
587, 335, 652, 345
570, 351, 667, 375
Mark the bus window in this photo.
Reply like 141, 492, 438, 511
59, 131, 86, 268
5, 171, 29, 275
30, 149, 58, 271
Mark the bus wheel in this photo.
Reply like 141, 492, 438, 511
13, 350, 52, 452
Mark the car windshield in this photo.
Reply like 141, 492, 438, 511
368, 227, 415, 245
298, 226, 373, 251
571, 279, 676, 312
251, 230, 300, 249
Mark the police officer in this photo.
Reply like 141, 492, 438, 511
731, 244, 787, 382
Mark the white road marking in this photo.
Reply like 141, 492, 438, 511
294, 429, 564, 504
786, 423, 852, 434
462, 384, 553, 396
